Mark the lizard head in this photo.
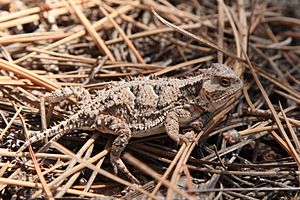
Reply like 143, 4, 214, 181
196, 63, 243, 112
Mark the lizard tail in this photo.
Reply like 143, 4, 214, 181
17, 116, 89, 153
17, 129, 68, 153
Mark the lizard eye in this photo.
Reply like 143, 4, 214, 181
220, 78, 230, 87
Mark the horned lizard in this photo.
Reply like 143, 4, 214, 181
17, 63, 242, 184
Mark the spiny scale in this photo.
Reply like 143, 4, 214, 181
18, 63, 242, 184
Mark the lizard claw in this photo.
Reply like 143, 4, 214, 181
177, 131, 197, 145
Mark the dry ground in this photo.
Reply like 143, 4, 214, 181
0, 0, 299, 199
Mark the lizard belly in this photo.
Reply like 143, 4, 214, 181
131, 118, 196, 138
131, 124, 165, 138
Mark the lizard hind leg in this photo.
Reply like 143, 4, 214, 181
98, 115, 140, 184
111, 130, 140, 184
43, 86, 91, 104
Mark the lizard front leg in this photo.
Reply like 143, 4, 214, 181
164, 109, 196, 144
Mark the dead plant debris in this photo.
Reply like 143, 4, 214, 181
0, 0, 299, 199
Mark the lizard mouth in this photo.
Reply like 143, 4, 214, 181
215, 89, 240, 103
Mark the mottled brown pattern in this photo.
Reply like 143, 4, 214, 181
17, 63, 242, 183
